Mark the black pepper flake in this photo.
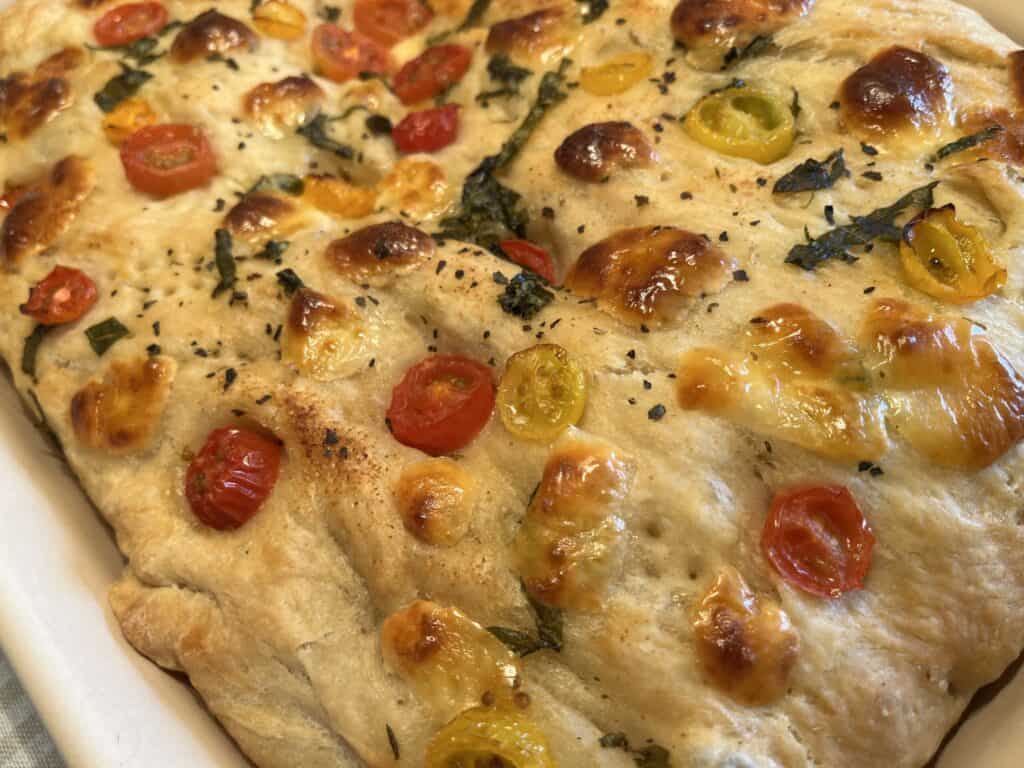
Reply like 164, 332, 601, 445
454, 269, 465, 279
628, 397, 637, 405
718, 231, 729, 242
732, 269, 749, 282
829, 100, 840, 110
435, 259, 447, 275
577, 224, 585, 234
213, 198, 225, 212
493, 271, 509, 285
339, 445, 349, 459
860, 142, 879, 156
223, 368, 237, 391
152, 321, 161, 336
634, 195, 650, 207
924, 162, 935, 172
862, 171, 883, 182
824, 204, 835, 225
647, 404, 666, 421
858, 460, 872, 472
483, 330, 491, 339
643, 380, 652, 390
541, 206, 555, 219
680, 191, 693, 200
870, 466, 884, 477
626, 349, 636, 359
707, 302, 719, 313
194, 348, 209, 358
640, 324, 650, 334
146, 343, 161, 356
324, 429, 339, 445
756, 177, 767, 187
355, 296, 367, 308
863, 286, 876, 294
256, 394, 272, 405
273, 324, 283, 341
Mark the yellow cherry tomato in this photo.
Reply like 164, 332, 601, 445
497, 344, 587, 442
252, 0, 307, 41
426, 706, 557, 768
684, 87, 795, 164
579, 52, 654, 96
303, 174, 378, 218
101, 97, 158, 145
900, 204, 1006, 304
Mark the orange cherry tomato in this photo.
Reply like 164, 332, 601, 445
311, 23, 391, 83
762, 485, 875, 599
19, 266, 98, 325
119, 124, 217, 197
393, 44, 472, 105
353, 0, 433, 47
185, 426, 283, 530
387, 355, 495, 455
94, 2, 169, 47
499, 239, 556, 284
392, 104, 459, 154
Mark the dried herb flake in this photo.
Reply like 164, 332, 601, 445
297, 114, 355, 159
934, 124, 1003, 161
212, 228, 237, 297
85, 317, 130, 356
94, 64, 153, 113
773, 149, 849, 194
498, 271, 554, 320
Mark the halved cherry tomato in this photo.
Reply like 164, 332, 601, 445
120, 124, 217, 197
393, 104, 459, 154
19, 266, 98, 325
387, 354, 495, 455
497, 344, 586, 442
684, 86, 795, 164
94, 2, 169, 47
762, 485, 874, 599
185, 426, 283, 530
579, 52, 654, 97
499, 239, 556, 284
393, 44, 472, 105
353, 0, 433, 47
311, 23, 392, 83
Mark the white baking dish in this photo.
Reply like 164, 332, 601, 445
0, 1, 1021, 765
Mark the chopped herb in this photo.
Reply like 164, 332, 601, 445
772, 149, 848, 194
94, 64, 153, 113
635, 195, 650, 207
722, 34, 775, 69
212, 229, 237, 297
88, 35, 164, 66
490, 59, 571, 169
648, 404, 666, 421
146, 343, 161, 355
862, 170, 883, 181
487, 582, 564, 656
934, 124, 1003, 161
785, 182, 939, 270
223, 367, 237, 390
790, 88, 801, 118
476, 54, 532, 102
297, 114, 355, 159
860, 141, 879, 156
732, 269, 749, 282
247, 173, 305, 196
276, 268, 304, 295
364, 114, 393, 135
577, 0, 609, 24
21, 324, 51, 379
385, 725, 400, 760
254, 239, 290, 262
428, 0, 490, 44
85, 317, 130, 356
600, 732, 673, 767
498, 271, 554, 320
317, 4, 341, 21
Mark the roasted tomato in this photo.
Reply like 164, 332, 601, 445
119, 124, 216, 197
19, 266, 98, 325
426, 706, 556, 768
579, 52, 653, 96
185, 426, 283, 530
387, 354, 495, 455
762, 485, 874, 599
251, 0, 306, 41
353, 0, 433, 47
900, 204, 1006, 304
497, 344, 586, 442
499, 239, 556, 283
393, 44, 472, 105
311, 23, 391, 82
393, 104, 459, 153
94, 2, 168, 46
684, 86, 795, 164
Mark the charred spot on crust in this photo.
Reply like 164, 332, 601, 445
553, 122, 655, 182
244, 76, 325, 138
839, 46, 952, 137
287, 288, 342, 334
0, 48, 82, 139
670, 0, 812, 68
325, 221, 434, 281
1011, 51, 1024, 107
486, 8, 569, 62
171, 10, 257, 63
223, 193, 303, 241
566, 226, 736, 326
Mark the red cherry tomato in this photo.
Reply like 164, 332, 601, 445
353, 0, 433, 47
392, 104, 459, 154
762, 485, 875, 599
499, 239, 557, 284
120, 124, 217, 197
185, 426, 283, 530
94, 2, 169, 47
19, 266, 98, 325
387, 355, 495, 455
393, 44, 472, 105
311, 23, 391, 83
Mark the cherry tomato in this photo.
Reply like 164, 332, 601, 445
393, 104, 459, 154
19, 266, 98, 325
499, 239, 556, 284
311, 23, 391, 83
684, 86, 796, 164
387, 355, 495, 455
119, 124, 217, 197
94, 2, 169, 47
353, 0, 433, 47
497, 344, 586, 442
185, 426, 283, 530
762, 485, 875, 599
393, 44, 472, 105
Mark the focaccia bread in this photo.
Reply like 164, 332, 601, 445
1, 0, 1023, 766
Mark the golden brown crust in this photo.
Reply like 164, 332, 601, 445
485, 7, 575, 64
553, 122, 656, 182
325, 221, 435, 282
0, 47, 80, 140
171, 10, 258, 63
1011, 51, 1024, 106
223, 193, 307, 242
244, 76, 325, 139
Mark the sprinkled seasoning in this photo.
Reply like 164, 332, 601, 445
647, 404, 666, 421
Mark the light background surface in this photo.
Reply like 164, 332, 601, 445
0, 1, 1020, 766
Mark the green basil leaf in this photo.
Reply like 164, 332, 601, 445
85, 317, 130, 356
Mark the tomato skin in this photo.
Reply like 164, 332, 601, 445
353, 0, 433, 47
393, 44, 472, 105
185, 427, 283, 530
762, 485, 875, 599
19, 266, 98, 325
120, 124, 217, 197
499, 239, 556, 284
94, 2, 169, 47
387, 355, 495, 455
311, 23, 391, 83
393, 104, 459, 154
